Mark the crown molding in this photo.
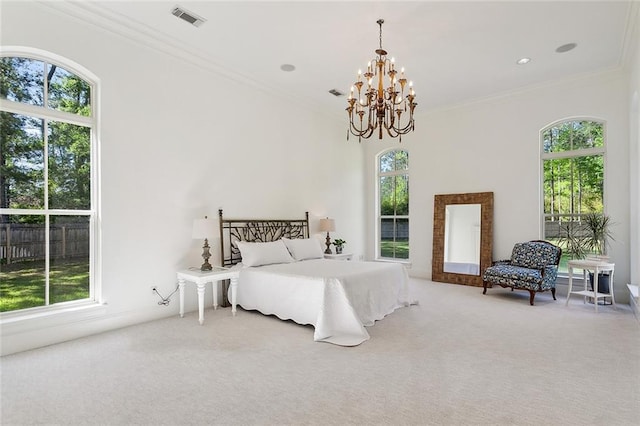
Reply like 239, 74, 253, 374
417, 66, 626, 118
620, 0, 639, 69
38, 1, 340, 120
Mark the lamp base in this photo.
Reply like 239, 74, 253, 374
324, 232, 332, 254
200, 239, 213, 271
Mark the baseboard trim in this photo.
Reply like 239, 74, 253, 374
628, 284, 639, 323
0, 305, 179, 356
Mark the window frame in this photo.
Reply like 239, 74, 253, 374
540, 117, 607, 273
375, 148, 410, 262
0, 47, 101, 316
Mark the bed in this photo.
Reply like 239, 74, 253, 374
218, 209, 415, 346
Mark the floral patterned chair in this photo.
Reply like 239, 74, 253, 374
482, 240, 562, 306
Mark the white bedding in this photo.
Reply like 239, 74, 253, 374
235, 259, 414, 346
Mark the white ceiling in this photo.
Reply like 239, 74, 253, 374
61, 1, 634, 117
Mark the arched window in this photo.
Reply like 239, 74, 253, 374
377, 149, 409, 260
0, 51, 99, 313
541, 119, 605, 272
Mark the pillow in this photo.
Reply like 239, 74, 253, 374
282, 237, 324, 261
236, 240, 294, 267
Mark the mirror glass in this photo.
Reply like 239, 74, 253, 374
443, 204, 481, 275
432, 192, 493, 287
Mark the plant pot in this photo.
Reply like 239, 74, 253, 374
588, 272, 611, 304
335, 246, 343, 254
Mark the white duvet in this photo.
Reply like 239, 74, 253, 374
235, 259, 414, 346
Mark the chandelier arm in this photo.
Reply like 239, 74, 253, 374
389, 119, 415, 135
349, 123, 375, 140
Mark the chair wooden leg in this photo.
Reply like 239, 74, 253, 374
529, 290, 535, 306
483, 281, 488, 295
551, 288, 556, 300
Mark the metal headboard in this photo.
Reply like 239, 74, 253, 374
218, 209, 310, 267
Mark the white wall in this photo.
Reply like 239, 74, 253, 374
0, 2, 365, 355
628, 4, 640, 288
365, 70, 631, 300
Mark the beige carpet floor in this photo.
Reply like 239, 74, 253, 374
1, 278, 639, 426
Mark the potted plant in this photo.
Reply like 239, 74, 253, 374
332, 238, 346, 254
583, 213, 615, 294
558, 221, 589, 260
559, 213, 614, 294
583, 212, 614, 259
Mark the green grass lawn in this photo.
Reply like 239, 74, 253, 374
0, 259, 89, 312
380, 240, 409, 259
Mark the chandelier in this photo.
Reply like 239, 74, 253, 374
347, 19, 417, 142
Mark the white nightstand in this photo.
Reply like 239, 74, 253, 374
324, 253, 353, 261
176, 267, 239, 324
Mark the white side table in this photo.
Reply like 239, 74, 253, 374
176, 267, 240, 324
565, 259, 615, 312
324, 253, 353, 261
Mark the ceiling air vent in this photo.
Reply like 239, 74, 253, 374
171, 6, 206, 27
328, 89, 345, 97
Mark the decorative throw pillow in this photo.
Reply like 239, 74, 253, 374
236, 240, 294, 267
282, 238, 324, 261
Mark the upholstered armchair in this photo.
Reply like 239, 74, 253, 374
482, 240, 562, 306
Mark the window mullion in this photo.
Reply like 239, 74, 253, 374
43, 114, 50, 306
542, 147, 604, 160
45, 214, 50, 306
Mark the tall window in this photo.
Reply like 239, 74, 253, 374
0, 54, 97, 313
541, 119, 605, 272
378, 149, 409, 260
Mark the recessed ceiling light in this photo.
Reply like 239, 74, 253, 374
556, 43, 577, 53
516, 57, 531, 65
280, 64, 296, 72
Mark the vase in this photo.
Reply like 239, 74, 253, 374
336, 246, 343, 254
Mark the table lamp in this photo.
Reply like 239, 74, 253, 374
319, 217, 335, 254
192, 216, 216, 271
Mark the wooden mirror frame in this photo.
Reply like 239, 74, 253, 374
432, 192, 494, 287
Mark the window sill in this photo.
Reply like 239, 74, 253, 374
0, 301, 107, 335
375, 257, 412, 269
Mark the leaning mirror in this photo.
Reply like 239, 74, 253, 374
432, 192, 493, 286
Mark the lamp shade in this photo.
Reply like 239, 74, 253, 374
192, 217, 216, 239
319, 218, 335, 232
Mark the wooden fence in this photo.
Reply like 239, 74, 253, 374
0, 223, 89, 264
544, 218, 592, 240
381, 220, 409, 240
